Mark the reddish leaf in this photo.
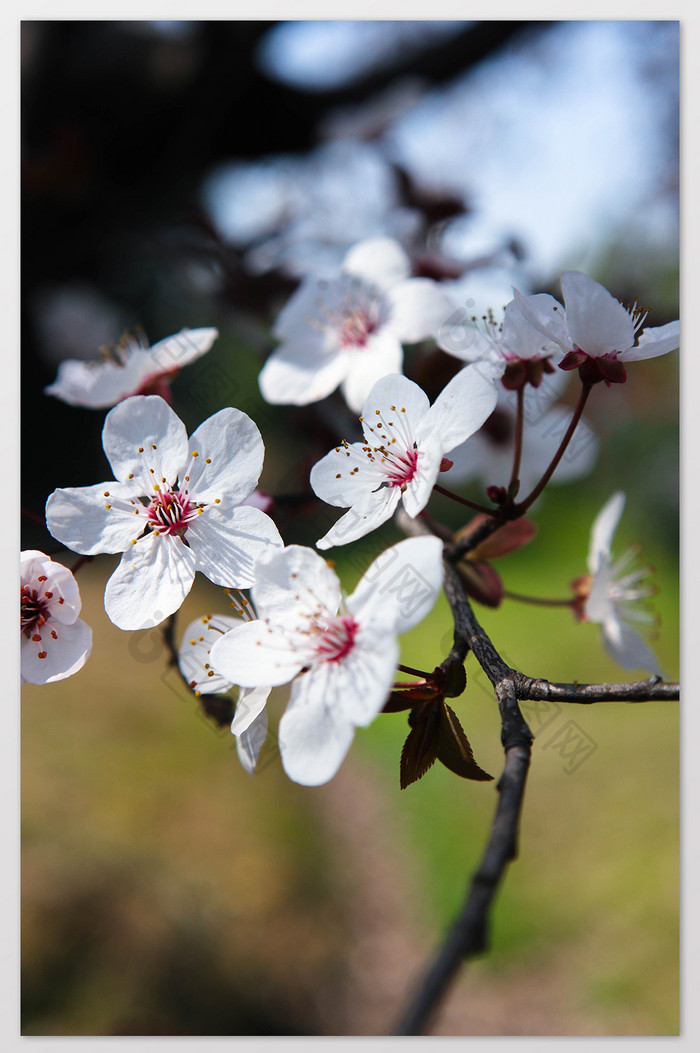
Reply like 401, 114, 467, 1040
443, 660, 467, 698
400, 706, 440, 788
436, 704, 493, 781
456, 516, 538, 562
458, 560, 504, 608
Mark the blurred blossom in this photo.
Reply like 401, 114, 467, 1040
439, 263, 535, 348
202, 141, 420, 278
256, 20, 469, 92
447, 377, 599, 495
573, 492, 664, 676
45, 327, 219, 409
384, 21, 679, 280
259, 237, 454, 411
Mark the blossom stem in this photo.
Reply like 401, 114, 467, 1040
508, 386, 524, 492
418, 510, 454, 541
398, 663, 434, 679
515, 381, 592, 513
432, 485, 498, 517
502, 589, 575, 608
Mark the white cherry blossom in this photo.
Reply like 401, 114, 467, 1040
574, 492, 664, 676
310, 369, 497, 548
21, 550, 92, 685
209, 537, 444, 786
258, 236, 454, 412
513, 272, 679, 383
178, 612, 270, 775
45, 327, 218, 408
45, 395, 282, 631
438, 290, 567, 390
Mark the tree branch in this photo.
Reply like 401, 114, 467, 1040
393, 508, 678, 1034
514, 675, 679, 703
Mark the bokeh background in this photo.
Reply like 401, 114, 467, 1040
21, 20, 679, 1036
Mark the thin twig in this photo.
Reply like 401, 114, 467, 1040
515, 381, 592, 513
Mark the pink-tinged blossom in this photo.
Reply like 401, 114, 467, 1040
513, 272, 679, 385
21, 550, 92, 685
209, 537, 444, 786
178, 613, 270, 775
438, 289, 567, 392
258, 236, 454, 412
310, 369, 497, 548
45, 327, 218, 408
573, 492, 664, 676
45, 395, 282, 631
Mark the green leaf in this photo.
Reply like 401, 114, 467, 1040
436, 703, 493, 781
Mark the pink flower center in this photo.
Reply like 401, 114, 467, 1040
383, 446, 419, 488
339, 309, 377, 349
21, 585, 48, 637
147, 489, 197, 536
316, 615, 358, 663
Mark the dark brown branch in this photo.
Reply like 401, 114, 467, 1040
396, 673, 533, 1035
393, 508, 679, 1034
515, 675, 679, 703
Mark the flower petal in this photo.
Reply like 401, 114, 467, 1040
250, 544, 342, 622
334, 628, 399, 726
258, 340, 348, 405
279, 665, 358, 786
502, 294, 569, 359
44, 354, 150, 409
588, 492, 625, 573
102, 394, 189, 489
601, 616, 665, 678
235, 706, 269, 775
231, 685, 271, 737
361, 373, 430, 429
185, 408, 265, 507
384, 278, 455, 343
414, 364, 498, 453
21, 617, 92, 685
347, 536, 444, 635
511, 287, 570, 354
187, 504, 283, 589
272, 276, 337, 342
310, 441, 386, 509
104, 531, 195, 629
340, 329, 403, 413
46, 482, 143, 555
561, 271, 635, 357
620, 320, 680, 362
148, 327, 218, 372
316, 487, 401, 549
342, 236, 411, 290
178, 614, 240, 694
402, 442, 442, 518
210, 619, 306, 688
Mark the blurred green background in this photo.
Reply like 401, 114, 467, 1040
22, 20, 678, 1038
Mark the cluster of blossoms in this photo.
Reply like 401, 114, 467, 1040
24, 253, 677, 787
